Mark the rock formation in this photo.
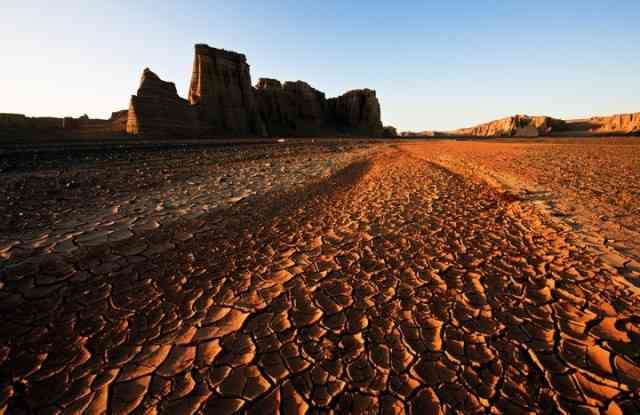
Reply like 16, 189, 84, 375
382, 125, 398, 138
127, 68, 197, 137
110, 110, 128, 133
188, 45, 265, 136
255, 78, 332, 136
438, 112, 640, 138
329, 89, 384, 136
0, 113, 30, 129
562, 112, 640, 136
453, 115, 566, 137
125, 44, 386, 138
1, 113, 121, 137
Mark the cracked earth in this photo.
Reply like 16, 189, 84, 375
1, 142, 639, 414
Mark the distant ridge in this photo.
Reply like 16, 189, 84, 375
404, 112, 640, 138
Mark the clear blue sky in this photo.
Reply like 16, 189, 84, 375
2, 0, 639, 131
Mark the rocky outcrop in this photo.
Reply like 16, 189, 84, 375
126, 68, 197, 137
110, 110, 128, 133
125, 44, 385, 138
188, 44, 265, 136
121, 44, 386, 138
0, 113, 30, 129
63, 113, 128, 136
382, 126, 398, 138
1, 112, 125, 138
255, 79, 385, 137
329, 89, 384, 136
562, 112, 640, 136
0, 114, 68, 131
445, 112, 640, 138
453, 115, 566, 137
255, 78, 331, 136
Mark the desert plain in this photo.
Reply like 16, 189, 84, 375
0, 136, 639, 414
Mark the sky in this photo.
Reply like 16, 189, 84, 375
2, 0, 639, 132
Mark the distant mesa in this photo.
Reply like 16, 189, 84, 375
403, 112, 640, 138
126, 44, 387, 138
561, 112, 640, 136
453, 115, 566, 137
0, 111, 127, 139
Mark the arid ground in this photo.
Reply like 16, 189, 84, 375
1, 138, 639, 414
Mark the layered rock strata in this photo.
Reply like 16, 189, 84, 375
255, 78, 332, 137
188, 44, 265, 136
254, 80, 387, 137
127, 68, 197, 137
563, 112, 640, 136
454, 115, 566, 137
125, 44, 385, 138
430, 112, 640, 138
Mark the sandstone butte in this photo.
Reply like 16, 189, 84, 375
406, 113, 640, 138
0, 43, 391, 139
126, 44, 387, 138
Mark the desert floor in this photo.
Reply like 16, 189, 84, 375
1, 138, 639, 414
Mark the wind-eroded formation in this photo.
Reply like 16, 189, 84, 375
126, 44, 386, 138
410, 113, 640, 138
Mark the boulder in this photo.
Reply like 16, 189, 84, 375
188, 44, 265, 136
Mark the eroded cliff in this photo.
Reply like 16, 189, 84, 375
330, 89, 384, 137
562, 113, 640, 136
255, 79, 330, 136
188, 45, 265, 136
127, 68, 197, 137
125, 44, 385, 138
453, 115, 566, 137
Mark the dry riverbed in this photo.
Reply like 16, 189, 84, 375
1, 139, 639, 414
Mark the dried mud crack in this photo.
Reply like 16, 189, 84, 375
1, 145, 640, 414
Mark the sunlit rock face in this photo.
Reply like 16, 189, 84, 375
127, 68, 197, 137
568, 112, 640, 135
453, 115, 566, 137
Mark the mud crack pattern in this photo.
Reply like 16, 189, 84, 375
1, 146, 639, 414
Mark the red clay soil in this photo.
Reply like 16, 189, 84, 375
1, 143, 639, 414
402, 138, 640, 264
